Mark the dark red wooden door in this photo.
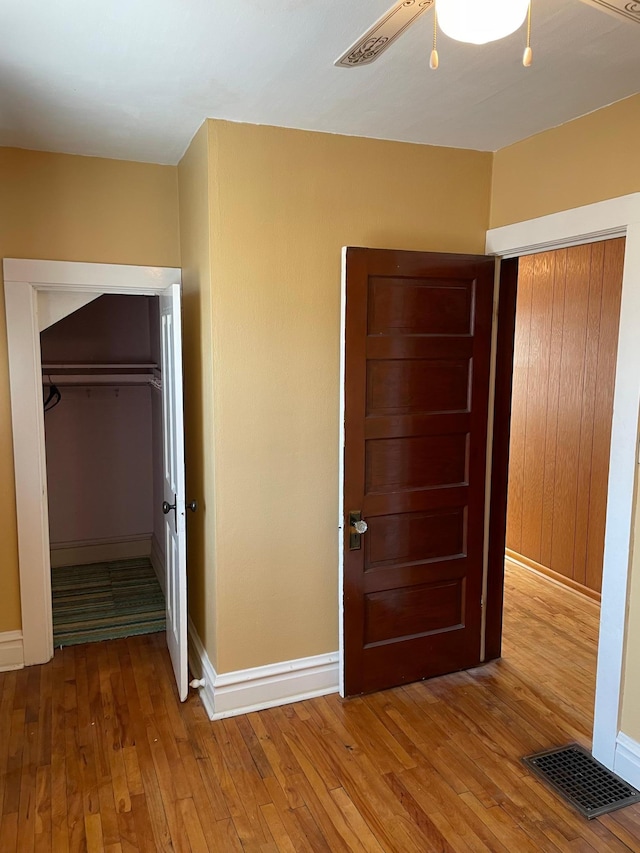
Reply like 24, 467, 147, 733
343, 247, 496, 696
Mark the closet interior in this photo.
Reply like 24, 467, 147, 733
41, 294, 166, 646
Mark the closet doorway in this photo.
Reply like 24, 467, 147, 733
4, 259, 190, 701
41, 294, 166, 647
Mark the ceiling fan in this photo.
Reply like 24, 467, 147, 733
334, 0, 640, 69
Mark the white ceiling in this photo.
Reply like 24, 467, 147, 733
0, 0, 638, 165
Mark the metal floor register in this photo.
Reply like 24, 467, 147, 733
523, 743, 640, 819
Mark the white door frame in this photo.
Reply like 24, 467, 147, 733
3, 258, 181, 667
486, 192, 640, 775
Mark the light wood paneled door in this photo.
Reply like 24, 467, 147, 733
506, 238, 625, 596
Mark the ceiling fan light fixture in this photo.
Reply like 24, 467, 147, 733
436, 0, 530, 45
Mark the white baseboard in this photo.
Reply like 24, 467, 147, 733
187, 618, 339, 720
0, 631, 24, 672
150, 535, 166, 596
50, 535, 152, 568
614, 733, 640, 790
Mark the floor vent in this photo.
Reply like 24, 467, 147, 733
523, 743, 640, 819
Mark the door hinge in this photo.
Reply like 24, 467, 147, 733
480, 596, 485, 609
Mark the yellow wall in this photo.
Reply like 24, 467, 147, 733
0, 147, 180, 633
622, 474, 640, 740
177, 125, 218, 664
204, 120, 493, 672
491, 94, 640, 228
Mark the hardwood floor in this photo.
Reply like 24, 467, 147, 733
2, 562, 640, 851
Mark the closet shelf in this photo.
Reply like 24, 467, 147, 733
41, 362, 158, 370
43, 374, 156, 386
41, 362, 161, 388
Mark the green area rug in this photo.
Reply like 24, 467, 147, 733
52, 557, 165, 647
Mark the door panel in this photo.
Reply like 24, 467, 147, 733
366, 358, 470, 416
160, 283, 188, 702
368, 278, 474, 335
365, 433, 468, 492
343, 248, 495, 697
365, 508, 465, 568
364, 579, 464, 644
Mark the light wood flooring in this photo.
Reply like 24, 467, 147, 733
2, 562, 640, 852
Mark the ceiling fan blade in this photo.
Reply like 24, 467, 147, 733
577, 0, 640, 24
335, 0, 434, 68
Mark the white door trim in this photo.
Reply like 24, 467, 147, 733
3, 258, 181, 666
338, 248, 348, 697
486, 192, 640, 771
